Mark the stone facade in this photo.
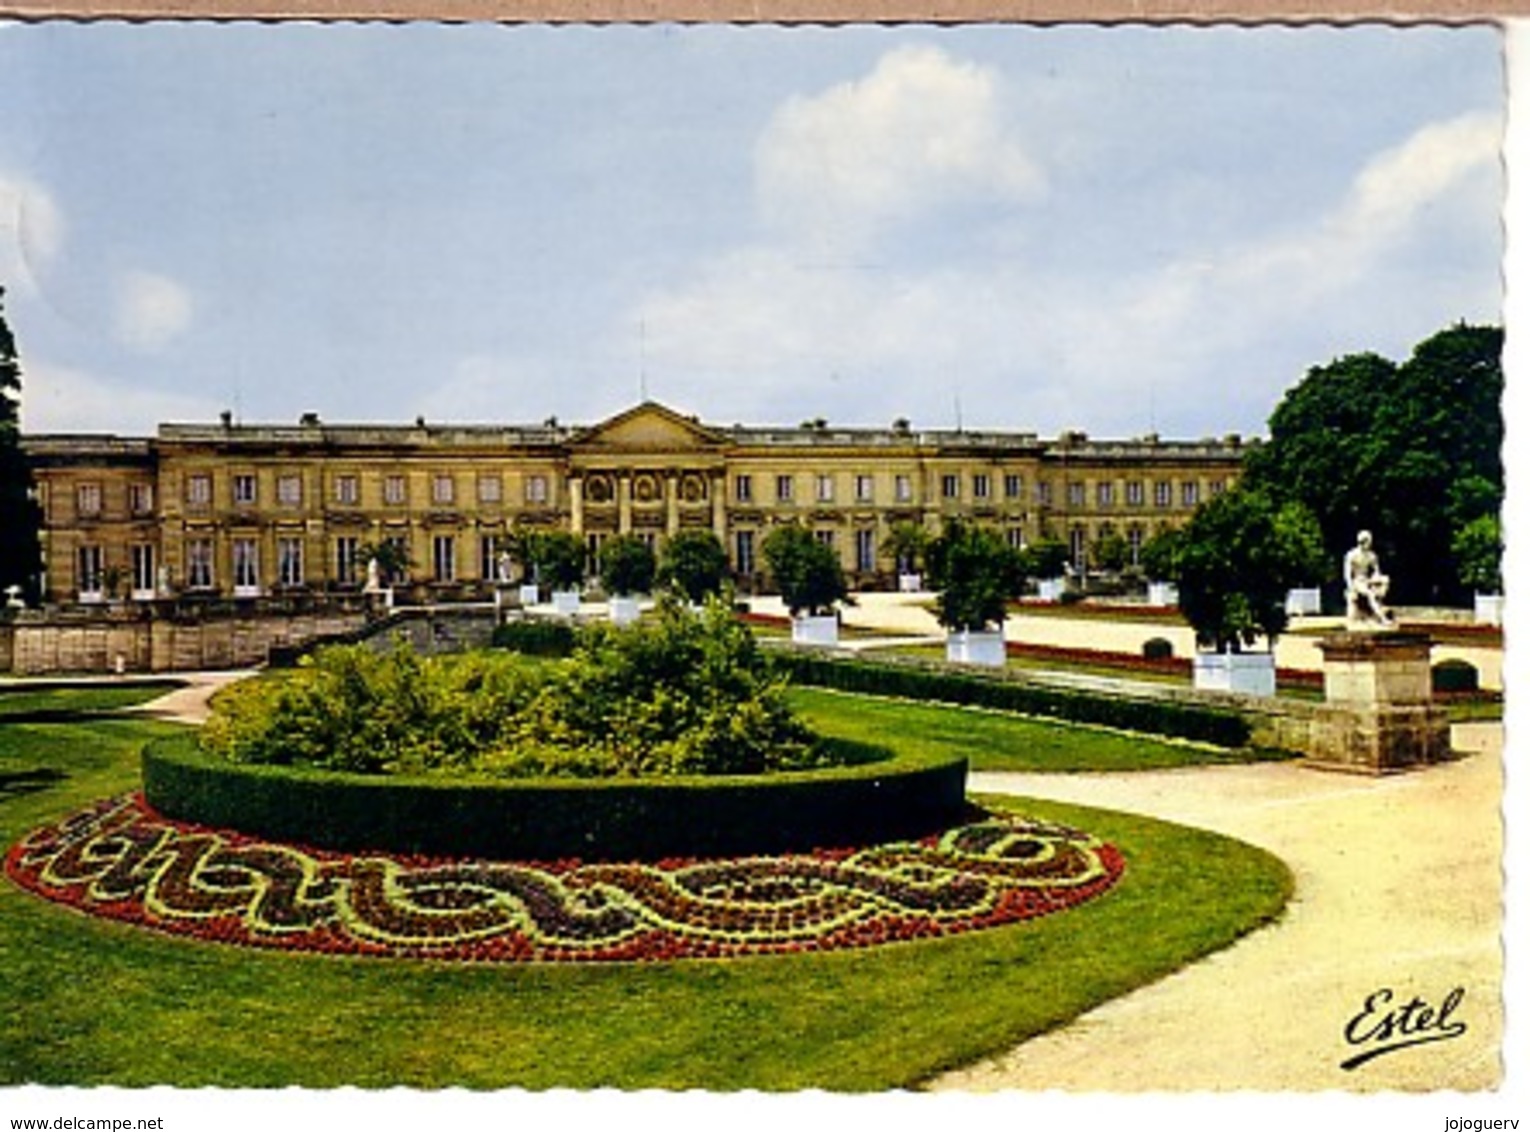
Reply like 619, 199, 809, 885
23, 400, 1246, 606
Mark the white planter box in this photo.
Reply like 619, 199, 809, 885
1284, 587, 1322, 616
1036, 578, 1066, 602
1148, 581, 1179, 607
518, 583, 541, 606
791, 614, 839, 646
1474, 592, 1504, 626
234, 585, 261, 599
609, 595, 642, 625
1193, 651, 1276, 697
552, 590, 581, 616
131, 588, 156, 602
946, 629, 1007, 667
897, 572, 923, 593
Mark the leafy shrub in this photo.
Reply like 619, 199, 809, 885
762, 523, 847, 617
926, 520, 1022, 631
1142, 637, 1175, 661
203, 597, 830, 779
1432, 658, 1480, 694
598, 534, 657, 597
491, 618, 577, 657
658, 529, 730, 603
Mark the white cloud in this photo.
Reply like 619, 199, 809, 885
755, 45, 1044, 251
632, 107, 1501, 437
19, 358, 222, 434
114, 271, 194, 352
0, 172, 64, 296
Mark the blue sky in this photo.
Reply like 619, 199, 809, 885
0, 22, 1505, 439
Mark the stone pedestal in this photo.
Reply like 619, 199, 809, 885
1312, 631, 1451, 773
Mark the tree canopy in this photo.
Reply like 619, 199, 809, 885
925, 521, 1022, 633
1242, 323, 1503, 605
0, 287, 42, 602
1149, 487, 1326, 653
657, 529, 729, 604
761, 524, 847, 618
597, 534, 657, 597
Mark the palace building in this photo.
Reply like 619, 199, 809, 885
22, 401, 1248, 605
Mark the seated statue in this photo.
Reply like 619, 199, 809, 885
1344, 530, 1393, 627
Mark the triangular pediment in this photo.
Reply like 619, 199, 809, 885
571, 401, 725, 451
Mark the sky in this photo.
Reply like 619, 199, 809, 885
0, 22, 1506, 440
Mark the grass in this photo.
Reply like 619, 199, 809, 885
0, 681, 184, 719
787, 686, 1291, 772
1, 688, 1292, 1089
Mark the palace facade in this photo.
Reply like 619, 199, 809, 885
22, 401, 1248, 605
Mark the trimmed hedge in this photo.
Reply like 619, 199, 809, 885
142, 733, 968, 861
490, 618, 577, 657
1432, 658, 1480, 694
770, 651, 1253, 749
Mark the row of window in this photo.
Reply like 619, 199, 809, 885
734, 472, 1225, 508
181, 472, 553, 510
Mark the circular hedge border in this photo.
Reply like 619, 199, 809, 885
141, 735, 969, 862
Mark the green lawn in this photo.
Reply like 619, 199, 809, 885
1, 690, 1292, 1090
787, 686, 1291, 772
0, 681, 184, 719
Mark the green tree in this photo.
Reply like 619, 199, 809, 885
1152, 488, 1326, 653
1090, 530, 1131, 574
1019, 536, 1070, 582
0, 287, 42, 602
761, 523, 848, 618
1139, 527, 1184, 583
536, 531, 588, 591
359, 540, 411, 585
597, 534, 657, 597
657, 529, 729, 604
925, 520, 1022, 633
1452, 513, 1503, 594
879, 520, 930, 575
1243, 323, 1502, 606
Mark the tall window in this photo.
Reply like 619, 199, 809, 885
383, 536, 409, 582
186, 474, 212, 507
1069, 526, 1088, 568
735, 475, 753, 503
941, 474, 959, 500
1035, 481, 1053, 507
815, 474, 835, 503
186, 539, 214, 589
1004, 474, 1023, 499
1067, 482, 1086, 508
129, 482, 154, 515
76, 545, 103, 596
813, 530, 835, 551
335, 536, 360, 585
1126, 480, 1145, 507
433, 535, 456, 582
277, 538, 304, 587
384, 475, 407, 505
277, 475, 303, 507
854, 474, 874, 503
1154, 481, 1172, 508
895, 474, 913, 503
526, 475, 548, 504
477, 475, 502, 504
1006, 528, 1027, 551
232, 474, 257, 506
76, 483, 102, 517
1181, 482, 1200, 507
481, 536, 500, 581
233, 539, 259, 592
735, 530, 755, 574
855, 529, 875, 572
1209, 478, 1227, 498
776, 475, 794, 503
131, 543, 155, 595
973, 473, 991, 500
1096, 482, 1114, 508
1128, 526, 1145, 566
335, 475, 360, 506
432, 474, 455, 506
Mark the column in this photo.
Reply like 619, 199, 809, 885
665, 471, 679, 537
569, 475, 584, 535
618, 473, 632, 535
711, 473, 727, 542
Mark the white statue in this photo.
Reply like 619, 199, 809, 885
1344, 530, 1393, 627
156, 564, 171, 598
363, 556, 382, 594
497, 551, 512, 583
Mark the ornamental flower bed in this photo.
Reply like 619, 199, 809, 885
6, 795, 1123, 963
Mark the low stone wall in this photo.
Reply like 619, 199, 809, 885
1, 609, 368, 675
